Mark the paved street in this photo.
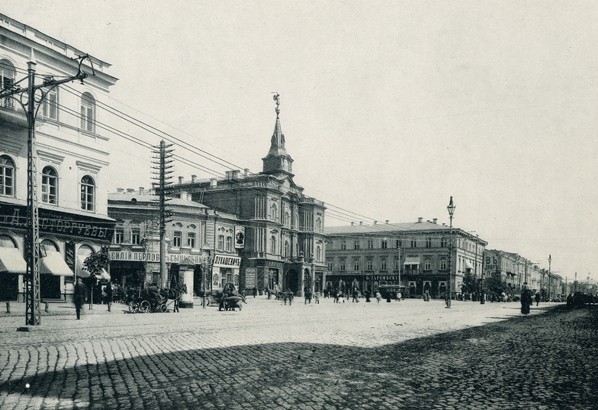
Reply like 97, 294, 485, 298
0, 297, 595, 409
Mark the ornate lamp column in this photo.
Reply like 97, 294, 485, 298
446, 196, 456, 308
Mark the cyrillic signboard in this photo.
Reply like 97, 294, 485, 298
109, 251, 208, 265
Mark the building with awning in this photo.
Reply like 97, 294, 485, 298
0, 246, 26, 301
0, 13, 118, 302
0, 246, 27, 274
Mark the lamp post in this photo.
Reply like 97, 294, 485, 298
548, 254, 552, 300
201, 243, 213, 308
446, 196, 456, 308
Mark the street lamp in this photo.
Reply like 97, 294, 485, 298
446, 196, 456, 308
201, 243, 213, 308
548, 254, 552, 300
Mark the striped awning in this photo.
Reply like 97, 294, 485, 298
40, 251, 74, 276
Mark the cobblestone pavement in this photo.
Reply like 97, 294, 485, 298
0, 298, 595, 409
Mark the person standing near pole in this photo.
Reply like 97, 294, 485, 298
521, 283, 532, 315
104, 282, 113, 312
74, 277, 86, 320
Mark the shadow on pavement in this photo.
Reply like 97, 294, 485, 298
1, 305, 596, 409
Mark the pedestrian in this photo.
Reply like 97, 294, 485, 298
252, 287, 258, 298
304, 288, 312, 305
74, 277, 86, 320
396, 291, 402, 301
375, 291, 382, 303
521, 283, 533, 315
104, 282, 113, 312
535, 292, 541, 306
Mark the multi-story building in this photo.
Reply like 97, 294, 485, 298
325, 218, 487, 299
0, 14, 117, 302
167, 99, 327, 296
107, 188, 242, 308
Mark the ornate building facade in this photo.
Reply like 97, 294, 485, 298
0, 14, 117, 302
167, 96, 327, 296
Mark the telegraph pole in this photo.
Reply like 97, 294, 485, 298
151, 140, 174, 288
1, 54, 92, 326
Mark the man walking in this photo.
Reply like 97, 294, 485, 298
74, 277, 86, 320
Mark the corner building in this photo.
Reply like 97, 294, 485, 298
168, 101, 327, 296
0, 14, 117, 302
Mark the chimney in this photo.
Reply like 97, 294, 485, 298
178, 176, 184, 184
210, 178, 217, 187
116, 188, 124, 193
433, 218, 438, 224
418, 217, 423, 223
126, 188, 135, 193
225, 171, 232, 180
244, 168, 250, 176
232, 170, 240, 179
191, 174, 197, 183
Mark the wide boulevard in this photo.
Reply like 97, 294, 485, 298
0, 297, 595, 409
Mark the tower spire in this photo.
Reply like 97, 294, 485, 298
262, 93, 293, 177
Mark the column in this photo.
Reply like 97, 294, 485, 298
180, 268, 194, 308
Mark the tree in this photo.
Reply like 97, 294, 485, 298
83, 250, 110, 308
462, 270, 476, 293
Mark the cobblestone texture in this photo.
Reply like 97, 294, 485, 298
0, 298, 595, 409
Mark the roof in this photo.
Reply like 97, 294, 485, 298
325, 221, 451, 235
108, 191, 207, 209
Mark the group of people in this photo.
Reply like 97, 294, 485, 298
520, 282, 541, 315
73, 278, 115, 319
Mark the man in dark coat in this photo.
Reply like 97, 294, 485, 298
104, 282, 113, 312
74, 277, 86, 320
521, 283, 533, 315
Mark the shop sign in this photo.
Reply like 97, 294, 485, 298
365, 275, 400, 281
213, 254, 241, 268
266, 260, 283, 269
109, 250, 207, 265
0, 203, 115, 240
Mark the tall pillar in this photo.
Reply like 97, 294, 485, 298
180, 269, 194, 308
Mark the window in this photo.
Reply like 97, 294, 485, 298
270, 203, 278, 221
340, 260, 346, 271
226, 236, 232, 252
394, 258, 400, 271
0, 155, 15, 196
80, 92, 95, 132
284, 211, 290, 227
380, 258, 387, 271
41, 166, 58, 204
381, 239, 387, 249
316, 246, 321, 262
395, 239, 402, 248
367, 239, 373, 249
131, 228, 140, 245
114, 230, 123, 244
315, 217, 322, 231
270, 235, 277, 254
187, 232, 196, 248
327, 262, 333, 271
426, 238, 432, 248
1, 60, 15, 109
217, 235, 224, 250
353, 260, 360, 271
42, 86, 58, 120
340, 240, 347, 250
284, 241, 290, 258
80, 175, 95, 211
411, 239, 417, 248
366, 259, 373, 271
424, 259, 432, 271
354, 240, 360, 250
440, 258, 447, 270
173, 231, 182, 248
441, 237, 447, 248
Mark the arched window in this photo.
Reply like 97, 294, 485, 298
270, 203, 278, 221
284, 240, 290, 258
0, 60, 15, 109
270, 235, 277, 254
284, 211, 290, 227
80, 175, 95, 211
440, 258, 447, 270
316, 246, 321, 262
217, 235, 225, 250
80, 92, 96, 132
0, 155, 15, 196
41, 166, 58, 205
315, 217, 322, 231
424, 259, 432, 271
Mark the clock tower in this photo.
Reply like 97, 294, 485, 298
262, 94, 294, 178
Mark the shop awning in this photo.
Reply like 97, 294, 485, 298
76, 256, 110, 280
404, 257, 420, 266
0, 247, 27, 274
41, 251, 74, 276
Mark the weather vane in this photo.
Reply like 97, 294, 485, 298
272, 92, 280, 118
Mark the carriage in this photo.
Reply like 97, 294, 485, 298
127, 283, 184, 313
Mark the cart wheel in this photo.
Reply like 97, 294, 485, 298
139, 300, 150, 313
128, 301, 139, 313
160, 303, 168, 313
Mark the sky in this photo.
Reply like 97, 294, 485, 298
3, 1, 598, 282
